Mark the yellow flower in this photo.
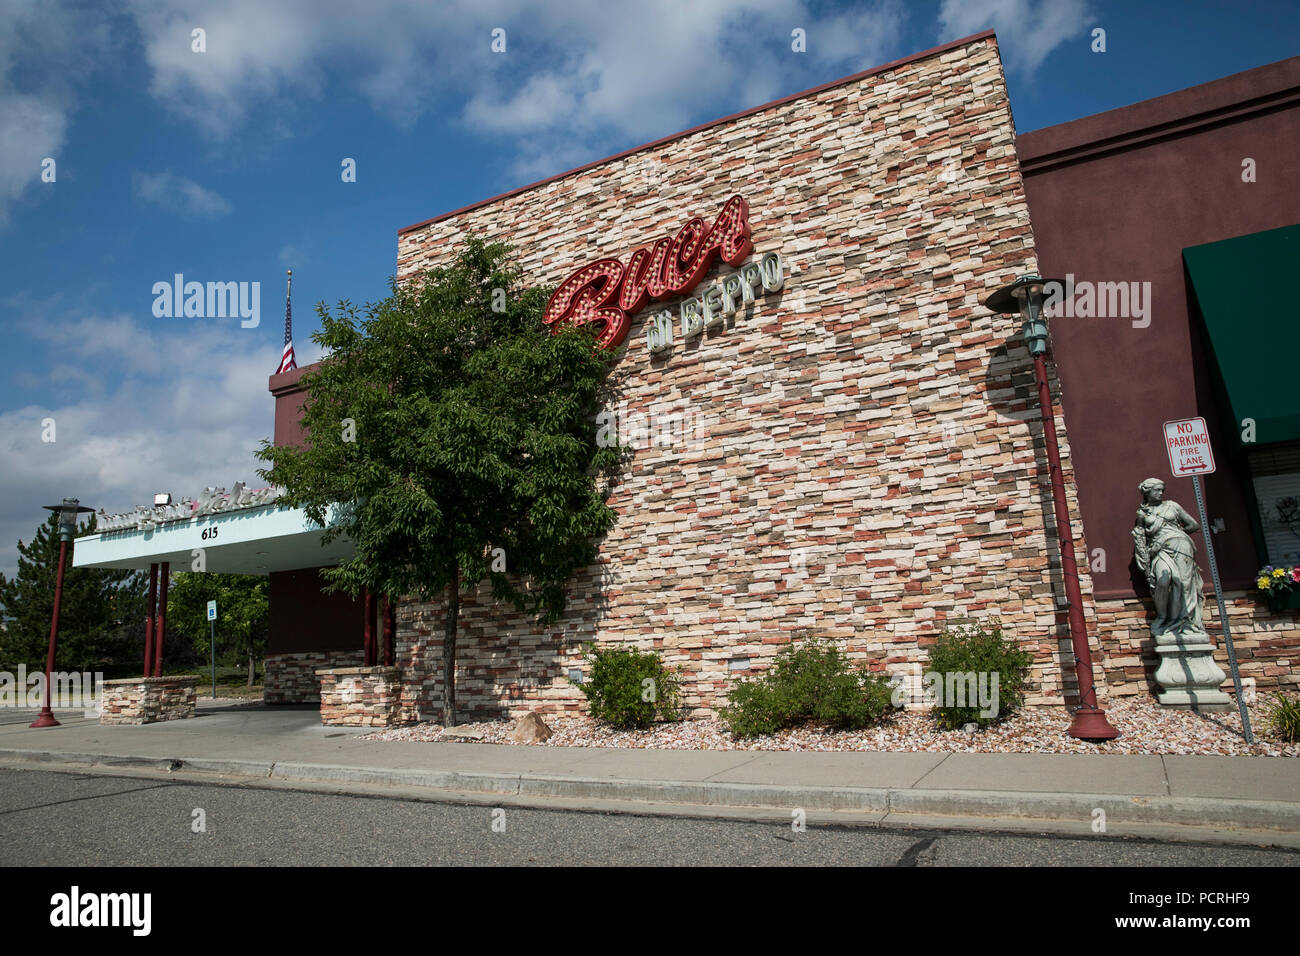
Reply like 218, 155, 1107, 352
1273, 568, 1286, 578
1257, 577, 1271, 590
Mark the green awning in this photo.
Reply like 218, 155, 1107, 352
1184, 223, 1300, 449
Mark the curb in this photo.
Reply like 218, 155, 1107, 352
3, 747, 1297, 841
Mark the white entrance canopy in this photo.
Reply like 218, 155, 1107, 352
73, 503, 354, 575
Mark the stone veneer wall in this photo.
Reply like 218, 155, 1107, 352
1096, 593, 1298, 698
265, 649, 365, 704
391, 35, 1105, 722
99, 676, 198, 724
318, 667, 402, 726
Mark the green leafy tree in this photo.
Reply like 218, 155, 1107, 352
255, 237, 626, 725
0, 513, 145, 672
165, 572, 269, 685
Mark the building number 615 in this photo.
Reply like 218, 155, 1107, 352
201, 526, 219, 540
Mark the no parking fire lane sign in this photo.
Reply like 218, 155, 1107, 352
1163, 417, 1216, 476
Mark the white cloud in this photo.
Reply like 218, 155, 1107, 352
0, 307, 289, 578
126, 0, 492, 135
121, 0, 910, 163
133, 170, 233, 218
463, 0, 908, 181
0, 93, 66, 226
937, 0, 1093, 75
462, 0, 907, 141
0, 1, 113, 225
278, 241, 309, 269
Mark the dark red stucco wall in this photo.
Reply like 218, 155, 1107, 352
267, 567, 365, 655
1017, 54, 1300, 597
267, 366, 365, 653
269, 364, 313, 449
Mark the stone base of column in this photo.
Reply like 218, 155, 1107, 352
100, 676, 199, 724
318, 666, 403, 727
1153, 637, 1232, 711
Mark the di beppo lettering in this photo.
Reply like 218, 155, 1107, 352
542, 194, 754, 349
645, 250, 784, 354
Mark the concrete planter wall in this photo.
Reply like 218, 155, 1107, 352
318, 666, 403, 727
99, 676, 199, 724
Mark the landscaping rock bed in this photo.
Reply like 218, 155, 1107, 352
363, 697, 1298, 756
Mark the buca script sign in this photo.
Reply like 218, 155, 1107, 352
543, 194, 759, 350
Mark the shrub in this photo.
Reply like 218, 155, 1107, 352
1262, 692, 1300, 742
925, 621, 1033, 730
720, 636, 893, 738
720, 680, 789, 739
573, 645, 681, 729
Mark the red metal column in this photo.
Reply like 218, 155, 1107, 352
143, 563, 158, 676
154, 562, 169, 677
29, 539, 69, 728
1032, 353, 1117, 740
362, 588, 374, 667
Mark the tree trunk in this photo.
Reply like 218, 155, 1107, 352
247, 648, 255, 687
442, 569, 459, 727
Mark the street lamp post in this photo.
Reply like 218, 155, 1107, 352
29, 498, 94, 729
986, 275, 1119, 741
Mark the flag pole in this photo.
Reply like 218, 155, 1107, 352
277, 269, 297, 374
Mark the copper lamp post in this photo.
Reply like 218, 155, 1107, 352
986, 275, 1118, 741
29, 498, 94, 728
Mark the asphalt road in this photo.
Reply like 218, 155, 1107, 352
2, 767, 1297, 867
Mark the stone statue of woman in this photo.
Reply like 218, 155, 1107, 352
1132, 477, 1206, 641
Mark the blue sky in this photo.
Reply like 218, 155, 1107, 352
1, 0, 1298, 578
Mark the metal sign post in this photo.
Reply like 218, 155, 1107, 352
1189, 475, 1253, 743
1163, 418, 1253, 743
207, 600, 218, 700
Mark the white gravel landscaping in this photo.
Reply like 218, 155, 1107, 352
364, 696, 1299, 756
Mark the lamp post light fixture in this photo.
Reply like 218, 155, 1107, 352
986, 275, 1119, 741
30, 498, 95, 728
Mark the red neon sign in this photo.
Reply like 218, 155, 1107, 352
543, 194, 753, 349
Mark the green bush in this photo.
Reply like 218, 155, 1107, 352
573, 645, 681, 729
720, 636, 893, 738
925, 621, 1033, 730
1262, 692, 1300, 742
720, 680, 789, 739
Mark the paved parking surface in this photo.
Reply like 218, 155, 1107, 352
2, 767, 1296, 867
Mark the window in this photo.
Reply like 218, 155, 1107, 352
1247, 441, 1300, 566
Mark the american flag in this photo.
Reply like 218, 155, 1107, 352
277, 269, 297, 374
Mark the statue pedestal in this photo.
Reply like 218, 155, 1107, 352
1153, 634, 1232, 711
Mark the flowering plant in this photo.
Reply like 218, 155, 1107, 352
1254, 565, 1300, 597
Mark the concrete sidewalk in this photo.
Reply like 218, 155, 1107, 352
1, 702, 1297, 848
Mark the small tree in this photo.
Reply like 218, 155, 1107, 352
166, 572, 268, 685
256, 237, 626, 725
0, 513, 145, 672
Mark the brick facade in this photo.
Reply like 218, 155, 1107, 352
384, 35, 1117, 722
1096, 592, 1298, 698
265, 649, 365, 704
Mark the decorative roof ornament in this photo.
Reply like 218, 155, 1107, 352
91, 484, 285, 534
